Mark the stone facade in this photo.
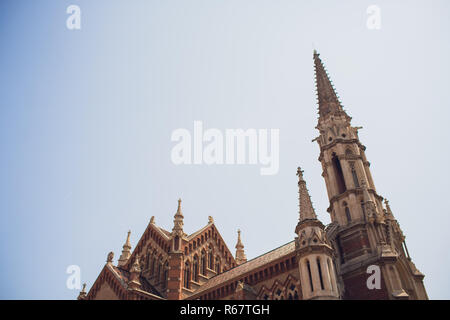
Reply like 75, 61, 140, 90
80, 51, 428, 300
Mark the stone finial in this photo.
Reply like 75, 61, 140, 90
384, 199, 392, 213
130, 254, 141, 273
384, 199, 395, 220
172, 198, 184, 234
235, 229, 247, 265
107, 251, 114, 263
118, 230, 132, 267
297, 167, 317, 221
77, 283, 87, 300
128, 254, 142, 289
208, 216, 214, 224
150, 216, 155, 224
236, 229, 244, 248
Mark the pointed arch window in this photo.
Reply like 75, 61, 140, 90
350, 162, 360, 188
332, 153, 347, 194
345, 205, 352, 223
145, 252, 151, 271
174, 236, 179, 251
306, 260, 314, 292
193, 255, 199, 282
184, 261, 191, 289
361, 200, 366, 222
317, 257, 325, 290
208, 247, 213, 269
157, 258, 162, 282
287, 283, 299, 300
163, 261, 169, 288
201, 250, 207, 275
151, 253, 156, 275
215, 256, 221, 274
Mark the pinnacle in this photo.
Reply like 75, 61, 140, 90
297, 167, 317, 221
313, 50, 345, 119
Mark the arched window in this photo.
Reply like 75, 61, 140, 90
174, 236, 179, 251
151, 253, 156, 275
345, 205, 352, 223
163, 261, 169, 288
332, 153, 346, 194
286, 283, 299, 300
327, 258, 336, 293
317, 257, 325, 290
215, 256, 221, 274
208, 247, 213, 269
306, 260, 314, 292
184, 261, 191, 289
157, 258, 162, 282
273, 287, 284, 300
201, 250, 207, 275
193, 255, 199, 282
351, 164, 360, 188
361, 200, 366, 221
145, 252, 151, 271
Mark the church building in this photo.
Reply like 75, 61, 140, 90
78, 51, 428, 300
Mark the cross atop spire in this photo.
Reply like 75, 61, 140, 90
297, 167, 317, 221
313, 50, 345, 119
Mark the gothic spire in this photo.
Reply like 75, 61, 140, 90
172, 198, 184, 234
235, 229, 247, 265
313, 50, 345, 119
118, 230, 132, 267
297, 167, 317, 221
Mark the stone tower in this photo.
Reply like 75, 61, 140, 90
312, 50, 428, 299
295, 167, 339, 300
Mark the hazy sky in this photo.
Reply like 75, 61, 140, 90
0, 0, 449, 299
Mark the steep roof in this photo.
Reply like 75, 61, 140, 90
190, 241, 296, 298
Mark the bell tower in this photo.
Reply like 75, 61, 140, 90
312, 50, 428, 299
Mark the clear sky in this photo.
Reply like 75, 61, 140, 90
0, 0, 449, 299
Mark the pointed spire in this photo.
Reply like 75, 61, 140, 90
77, 283, 87, 300
313, 50, 345, 119
297, 167, 317, 221
235, 229, 247, 265
236, 229, 244, 249
118, 230, 132, 267
175, 198, 183, 217
172, 198, 184, 234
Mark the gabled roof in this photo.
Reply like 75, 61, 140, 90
86, 263, 165, 300
190, 241, 296, 298
186, 221, 214, 240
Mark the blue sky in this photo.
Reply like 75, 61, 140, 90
0, 0, 449, 299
